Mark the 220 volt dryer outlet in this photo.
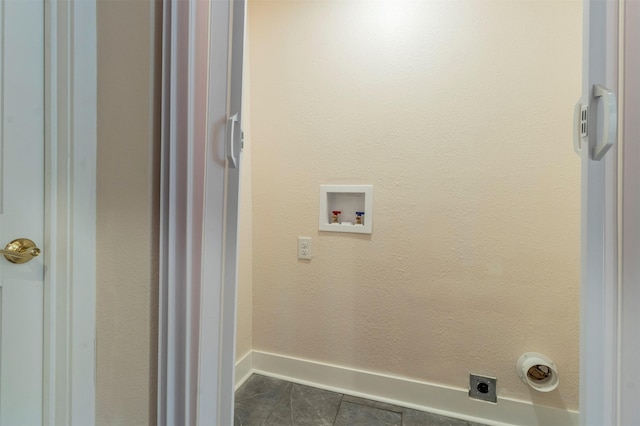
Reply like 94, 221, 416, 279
298, 237, 312, 259
469, 374, 497, 403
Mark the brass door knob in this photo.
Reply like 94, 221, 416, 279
2, 238, 41, 264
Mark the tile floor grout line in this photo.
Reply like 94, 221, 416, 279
331, 397, 345, 426
289, 384, 294, 426
263, 381, 292, 426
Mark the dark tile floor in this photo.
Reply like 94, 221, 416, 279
234, 374, 488, 426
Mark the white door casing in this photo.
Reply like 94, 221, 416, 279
1, 1, 45, 423
619, 1, 640, 424
44, 0, 97, 424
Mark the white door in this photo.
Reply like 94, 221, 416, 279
579, 0, 619, 424
199, 0, 245, 423
158, 0, 245, 423
218, 0, 245, 424
0, 0, 45, 424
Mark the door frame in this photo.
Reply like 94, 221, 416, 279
43, 0, 97, 424
157, 1, 626, 424
619, 1, 640, 424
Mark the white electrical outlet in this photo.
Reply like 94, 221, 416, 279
297, 237, 312, 259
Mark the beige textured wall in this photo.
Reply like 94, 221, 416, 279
248, 0, 581, 410
96, 0, 161, 424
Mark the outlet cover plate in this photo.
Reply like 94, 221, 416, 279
297, 236, 312, 260
469, 374, 497, 403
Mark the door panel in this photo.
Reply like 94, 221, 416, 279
0, 0, 45, 424
219, 0, 245, 424
580, 0, 618, 424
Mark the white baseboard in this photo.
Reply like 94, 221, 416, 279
235, 350, 578, 426
234, 351, 253, 391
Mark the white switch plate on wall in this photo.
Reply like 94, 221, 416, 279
298, 237, 312, 259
